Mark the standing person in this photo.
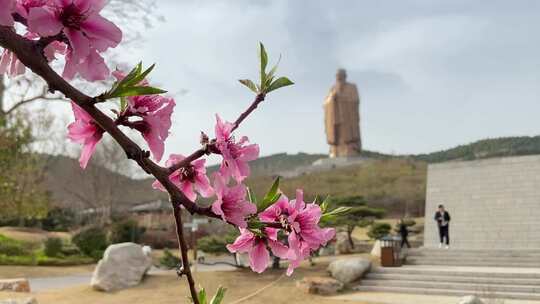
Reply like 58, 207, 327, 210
398, 219, 411, 248
434, 204, 451, 249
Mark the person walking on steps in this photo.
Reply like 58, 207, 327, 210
398, 219, 411, 248
434, 204, 451, 249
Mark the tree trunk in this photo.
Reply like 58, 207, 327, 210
347, 226, 355, 249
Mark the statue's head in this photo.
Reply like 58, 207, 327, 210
336, 68, 347, 83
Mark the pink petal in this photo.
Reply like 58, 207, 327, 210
268, 240, 289, 259
194, 174, 214, 198
64, 27, 90, 63
77, 49, 109, 81
28, 7, 63, 36
180, 182, 196, 202
81, 14, 122, 51
0, 0, 14, 26
79, 132, 102, 169
249, 240, 270, 273
151, 180, 166, 192
226, 229, 255, 253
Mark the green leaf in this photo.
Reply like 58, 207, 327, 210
258, 177, 281, 211
121, 62, 143, 87
320, 196, 330, 213
119, 97, 127, 112
266, 54, 281, 81
247, 220, 266, 230
259, 42, 268, 83
210, 287, 227, 304
197, 287, 207, 304
267, 77, 294, 93
111, 86, 167, 98
127, 63, 155, 87
247, 187, 258, 204
320, 206, 352, 222
239, 79, 258, 93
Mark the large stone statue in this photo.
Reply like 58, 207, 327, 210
323, 69, 361, 158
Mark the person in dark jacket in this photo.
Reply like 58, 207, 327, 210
398, 219, 411, 248
434, 204, 451, 249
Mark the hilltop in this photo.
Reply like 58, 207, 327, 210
38, 135, 540, 211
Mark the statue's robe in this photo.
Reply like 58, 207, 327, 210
323, 82, 361, 157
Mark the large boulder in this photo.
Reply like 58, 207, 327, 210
370, 240, 381, 258
296, 276, 344, 295
458, 296, 485, 304
91, 243, 153, 292
0, 298, 37, 304
0, 279, 30, 292
327, 258, 371, 284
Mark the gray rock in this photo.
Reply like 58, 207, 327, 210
0, 279, 30, 292
296, 276, 344, 295
327, 258, 371, 283
91, 243, 152, 292
458, 296, 485, 304
0, 298, 37, 304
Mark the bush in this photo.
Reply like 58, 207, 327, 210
197, 236, 227, 254
109, 219, 146, 244
72, 227, 108, 260
160, 248, 181, 269
44, 238, 63, 257
368, 223, 392, 240
41, 208, 77, 232
0, 234, 32, 256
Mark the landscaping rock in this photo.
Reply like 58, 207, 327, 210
0, 298, 37, 304
91, 242, 152, 292
458, 296, 485, 304
296, 276, 344, 295
0, 279, 30, 292
327, 258, 371, 283
370, 240, 381, 258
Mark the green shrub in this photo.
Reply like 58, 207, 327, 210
72, 227, 108, 260
160, 248, 181, 269
41, 208, 77, 232
44, 238, 63, 257
368, 223, 392, 240
197, 236, 228, 254
0, 234, 32, 256
109, 219, 146, 244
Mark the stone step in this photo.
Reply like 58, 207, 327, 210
372, 267, 540, 279
406, 258, 540, 267
352, 285, 540, 301
361, 279, 540, 294
365, 273, 540, 286
407, 250, 540, 258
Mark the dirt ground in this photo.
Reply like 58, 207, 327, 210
0, 227, 71, 243
0, 257, 369, 304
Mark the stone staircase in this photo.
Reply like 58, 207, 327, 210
354, 248, 540, 300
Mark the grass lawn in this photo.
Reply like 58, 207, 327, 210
0, 227, 71, 244
0, 256, 369, 304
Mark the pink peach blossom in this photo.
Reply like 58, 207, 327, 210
259, 190, 336, 275
67, 101, 104, 169
27, 0, 122, 80
214, 115, 259, 183
152, 154, 213, 201
226, 229, 288, 273
211, 173, 256, 228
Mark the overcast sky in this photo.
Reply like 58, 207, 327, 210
45, 0, 540, 161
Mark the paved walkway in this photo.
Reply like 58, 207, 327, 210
28, 262, 237, 292
332, 292, 540, 304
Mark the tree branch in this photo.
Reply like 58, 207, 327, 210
173, 205, 199, 304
